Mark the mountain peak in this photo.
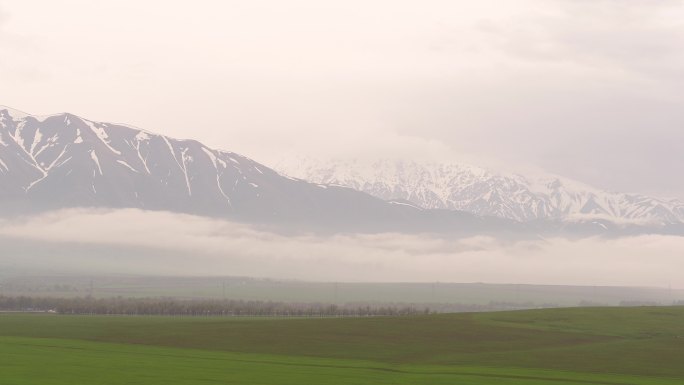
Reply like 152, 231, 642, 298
5, 107, 506, 234
276, 157, 684, 225
0, 105, 73, 124
0, 105, 31, 119
2, 107, 683, 235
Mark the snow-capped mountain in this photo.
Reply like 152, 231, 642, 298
2, 106, 681, 236
275, 158, 684, 225
0, 106, 511, 234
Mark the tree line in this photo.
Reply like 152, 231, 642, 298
0, 295, 431, 317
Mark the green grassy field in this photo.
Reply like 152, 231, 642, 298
2, 307, 683, 384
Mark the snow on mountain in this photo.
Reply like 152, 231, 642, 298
2, 106, 682, 236
0, 106, 510, 234
0, 107, 307, 221
274, 157, 684, 225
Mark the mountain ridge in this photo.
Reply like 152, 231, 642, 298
1, 106, 682, 237
274, 157, 684, 225
0, 106, 520, 235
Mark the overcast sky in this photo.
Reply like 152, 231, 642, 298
1, 0, 682, 198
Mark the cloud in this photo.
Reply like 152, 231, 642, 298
1, 208, 683, 288
1, 0, 683, 199
470, 1, 683, 79
0, 6, 9, 37
0, 4, 46, 83
0, 10, 7, 26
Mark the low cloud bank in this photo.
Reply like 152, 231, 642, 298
1, 208, 683, 288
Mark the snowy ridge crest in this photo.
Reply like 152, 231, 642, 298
5, 106, 501, 234
0, 106, 279, 217
275, 157, 684, 225
2, 106, 683, 235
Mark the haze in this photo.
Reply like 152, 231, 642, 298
3, 4, 684, 384
1, 0, 683, 198
0, 209, 682, 289
1, 1, 683, 290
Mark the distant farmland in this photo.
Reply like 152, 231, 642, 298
1, 274, 681, 310
2, 306, 684, 384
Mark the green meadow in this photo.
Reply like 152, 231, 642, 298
2, 307, 684, 384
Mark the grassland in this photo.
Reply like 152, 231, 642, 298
2, 307, 684, 384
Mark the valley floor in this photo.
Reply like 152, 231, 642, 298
1, 307, 683, 385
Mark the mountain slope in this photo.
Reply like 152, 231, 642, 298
275, 158, 684, 225
0, 106, 514, 234
2, 106, 681, 236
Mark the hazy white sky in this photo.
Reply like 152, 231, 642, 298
1, 0, 683, 198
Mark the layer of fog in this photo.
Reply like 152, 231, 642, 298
1, 209, 683, 289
